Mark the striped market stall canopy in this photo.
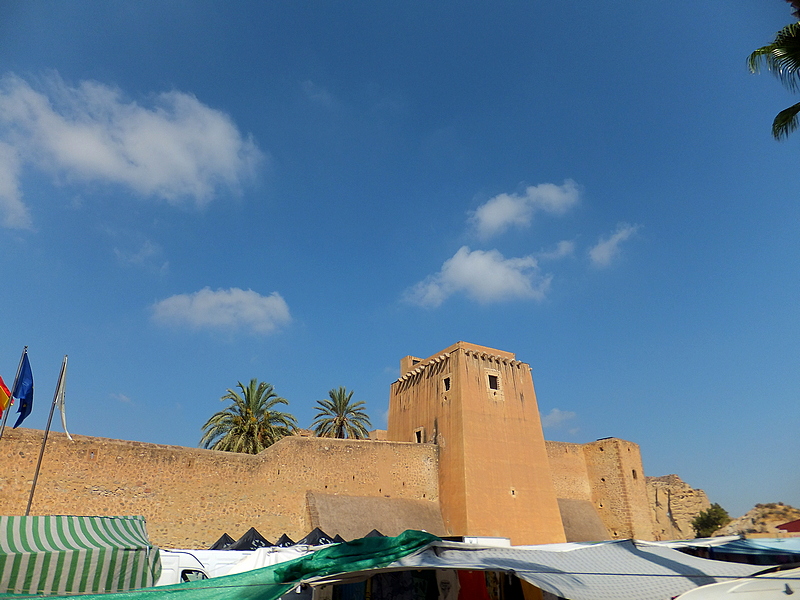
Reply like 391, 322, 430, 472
0, 515, 160, 596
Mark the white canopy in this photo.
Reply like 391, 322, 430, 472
306, 539, 764, 600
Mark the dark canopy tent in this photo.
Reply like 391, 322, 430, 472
297, 528, 334, 546
227, 527, 272, 550
365, 529, 385, 538
208, 533, 235, 550
682, 538, 800, 566
332, 534, 345, 544
274, 534, 295, 548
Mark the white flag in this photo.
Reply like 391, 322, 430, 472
55, 356, 72, 441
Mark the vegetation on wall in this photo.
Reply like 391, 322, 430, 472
312, 386, 372, 439
200, 379, 297, 454
691, 503, 732, 538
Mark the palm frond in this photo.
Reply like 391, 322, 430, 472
773, 101, 800, 139
200, 378, 296, 453
749, 22, 800, 92
312, 387, 372, 439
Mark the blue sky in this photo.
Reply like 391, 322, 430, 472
0, 1, 797, 519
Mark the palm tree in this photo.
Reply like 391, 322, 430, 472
312, 386, 372, 439
749, 19, 800, 139
200, 379, 297, 453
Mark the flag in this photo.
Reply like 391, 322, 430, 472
0, 375, 10, 417
12, 352, 33, 428
54, 356, 72, 440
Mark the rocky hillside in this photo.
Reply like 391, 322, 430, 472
715, 503, 800, 536
647, 474, 710, 540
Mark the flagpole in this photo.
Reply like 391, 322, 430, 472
0, 346, 27, 441
25, 355, 66, 516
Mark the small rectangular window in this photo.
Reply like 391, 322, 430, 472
443, 377, 451, 391
488, 374, 499, 390
414, 427, 425, 443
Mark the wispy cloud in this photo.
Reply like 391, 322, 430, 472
404, 246, 551, 307
0, 73, 264, 228
470, 180, 580, 240
114, 239, 169, 274
406, 179, 640, 308
110, 392, 132, 404
301, 80, 334, 107
540, 408, 576, 429
538, 240, 575, 261
589, 222, 640, 267
152, 287, 291, 334
0, 141, 29, 228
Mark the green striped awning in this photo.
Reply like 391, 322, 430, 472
0, 515, 160, 596
0, 530, 440, 600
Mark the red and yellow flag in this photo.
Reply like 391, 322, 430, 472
0, 375, 11, 416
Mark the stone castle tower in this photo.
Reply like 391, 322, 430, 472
387, 341, 566, 545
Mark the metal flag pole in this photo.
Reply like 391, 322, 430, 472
0, 346, 28, 441
25, 355, 66, 516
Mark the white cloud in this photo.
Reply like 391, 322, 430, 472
589, 222, 640, 267
405, 246, 551, 307
301, 80, 334, 106
470, 179, 580, 239
0, 141, 30, 228
114, 239, 169, 274
110, 392, 132, 404
0, 73, 264, 227
538, 239, 575, 261
152, 287, 291, 334
540, 408, 577, 429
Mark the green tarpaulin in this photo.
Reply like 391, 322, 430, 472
0, 516, 159, 596
0, 529, 439, 600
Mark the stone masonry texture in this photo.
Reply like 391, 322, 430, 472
0, 428, 439, 548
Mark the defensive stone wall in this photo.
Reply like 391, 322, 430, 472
0, 428, 440, 548
546, 441, 594, 502
546, 438, 653, 540
306, 492, 446, 540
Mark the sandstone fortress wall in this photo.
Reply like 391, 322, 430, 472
0, 341, 708, 547
0, 430, 443, 547
546, 439, 651, 541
